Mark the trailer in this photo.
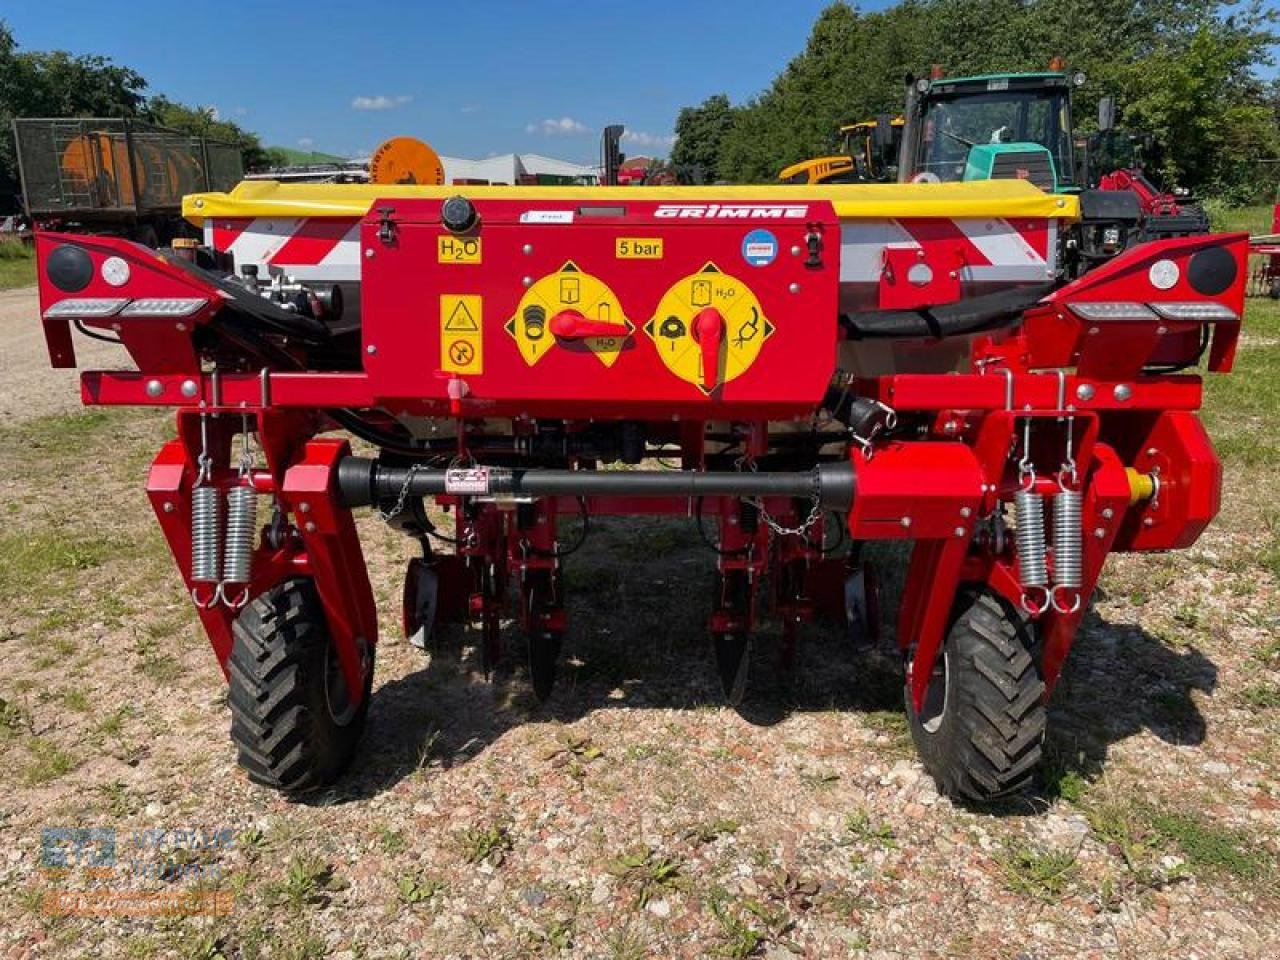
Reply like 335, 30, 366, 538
32, 176, 1246, 801
13, 117, 243, 246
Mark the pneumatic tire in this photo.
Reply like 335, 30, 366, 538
227, 579, 374, 793
906, 589, 1045, 802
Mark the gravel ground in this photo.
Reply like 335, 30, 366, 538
0, 285, 1277, 959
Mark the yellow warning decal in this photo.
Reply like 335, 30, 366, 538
438, 235, 482, 264
505, 260, 633, 367
616, 237, 663, 260
643, 262, 774, 394
440, 294, 483, 374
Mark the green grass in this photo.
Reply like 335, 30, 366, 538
457, 823, 512, 866
0, 529, 115, 604
1147, 810, 1270, 880
994, 841, 1080, 901
1205, 203, 1274, 236
1202, 298, 1280, 468
0, 239, 35, 290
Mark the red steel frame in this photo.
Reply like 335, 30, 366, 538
32, 206, 1248, 712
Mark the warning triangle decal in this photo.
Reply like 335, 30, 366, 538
699, 262, 721, 274
560, 261, 580, 273
445, 300, 480, 332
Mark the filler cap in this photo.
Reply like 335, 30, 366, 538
440, 195, 478, 234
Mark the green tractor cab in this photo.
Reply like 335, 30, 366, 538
900, 71, 1080, 193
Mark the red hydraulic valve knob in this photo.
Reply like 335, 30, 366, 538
549, 309, 623, 339
691, 307, 725, 392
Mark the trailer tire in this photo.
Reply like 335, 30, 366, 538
227, 578, 374, 794
906, 589, 1045, 802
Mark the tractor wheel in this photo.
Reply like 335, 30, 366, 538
906, 589, 1045, 802
1269, 279, 1280, 301
228, 578, 374, 793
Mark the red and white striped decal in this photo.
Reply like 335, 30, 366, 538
206, 213, 1056, 288
205, 217, 362, 282
840, 217, 1056, 285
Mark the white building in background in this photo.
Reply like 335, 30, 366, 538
441, 153, 599, 184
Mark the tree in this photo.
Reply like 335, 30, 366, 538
1, 20, 150, 208
146, 95, 270, 171
670, 94, 734, 179
681, 0, 1279, 193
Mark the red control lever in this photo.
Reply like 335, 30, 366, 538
550, 310, 623, 339
691, 307, 725, 392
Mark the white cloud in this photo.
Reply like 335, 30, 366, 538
622, 130, 676, 149
459, 104, 481, 114
526, 116, 589, 137
351, 94, 412, 111
297, 137, 315, 149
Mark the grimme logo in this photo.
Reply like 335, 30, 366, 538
654, 204, 809, 220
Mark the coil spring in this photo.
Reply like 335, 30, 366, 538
1052, 487, 1084, 589
1014, 488, 1048, 589
191, 485, 222, 583
222, 485, 259, 584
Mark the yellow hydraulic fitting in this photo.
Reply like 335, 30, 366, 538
1126, 467, 1156, 505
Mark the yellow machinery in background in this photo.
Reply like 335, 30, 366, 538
779, 116, 903, 185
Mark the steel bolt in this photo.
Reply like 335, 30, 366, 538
523, 276, 533, 287
1143, 517, 1154, 527
195, 199, 204, 208
367, 344, 377, 355
959, 506, 972, 518
522, 243, 533, 255
364, 248, 374, 259
954, 526, 966, 537
900, 516, 912, 528
1146, 447, 1158, 457
1076, 383, 1095, 401
788, 282, 801, 294
175, 322, 187, 332
1088, 326, 1100, 336
1156, 325, 1168, 335
163, 502, 175, 513
1101, 507, 1114, 520
1094, 527, 1106, 538
145, 379, 163, 398
305, 521, 317, 533
943, 419, 959, 435
180, 379, 198, 398
1113, 383, 1133, 402
299, 502, 310, 513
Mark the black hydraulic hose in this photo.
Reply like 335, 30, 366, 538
338, 457, 855, 511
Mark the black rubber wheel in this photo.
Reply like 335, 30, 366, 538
906, 590, 1045, 802
1269, 279, 1280, 301
228, 579, 374, 793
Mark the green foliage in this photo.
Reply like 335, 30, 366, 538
144, 95, 268, 170
0, 19, 273, 209
679, 0, 1278, 192
671, 94, 735, 179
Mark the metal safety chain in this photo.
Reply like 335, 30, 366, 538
735, 455, 823, 540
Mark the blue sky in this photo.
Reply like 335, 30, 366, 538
7, 2, 1274, 164
3, 0, 895, 162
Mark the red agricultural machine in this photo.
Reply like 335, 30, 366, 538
34, 177, 1246, 801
